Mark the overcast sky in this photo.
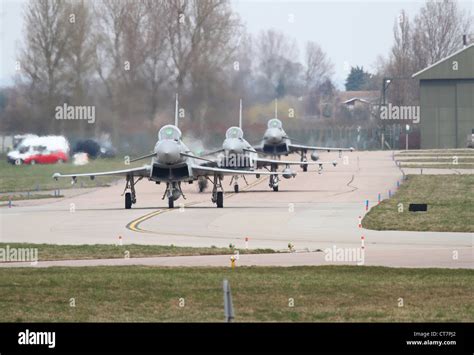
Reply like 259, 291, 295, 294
1, 0, 472, 88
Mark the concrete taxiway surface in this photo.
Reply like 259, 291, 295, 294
1, 151, 472, 268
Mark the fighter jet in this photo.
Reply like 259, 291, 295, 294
255, 99, 354, 171
52, 96, 292, 208
202, 100, 338, 192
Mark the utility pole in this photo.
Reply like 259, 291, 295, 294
223, 279, 234, 322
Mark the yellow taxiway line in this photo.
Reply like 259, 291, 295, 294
126, 176, 268, 233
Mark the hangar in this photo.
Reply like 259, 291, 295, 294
412, 44, 474, 149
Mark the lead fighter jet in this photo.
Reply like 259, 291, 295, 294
53, 96, 292, 209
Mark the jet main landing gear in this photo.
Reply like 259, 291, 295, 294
300, 150, 308, 172
123, 175, 142, 209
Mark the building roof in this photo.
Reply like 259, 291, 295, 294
412, 43, 474, 80
338, 90, 379, 104
342, 98, 372, 105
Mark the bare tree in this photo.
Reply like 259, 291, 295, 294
19, 0, 73, 133
65, 0, 97, 136
412, 0, 472, 70
164, 0, 240, 125
304, 41, 334, 91
254, 29, 302, 99
142, 0, 170, 122
386, 10, 419, 105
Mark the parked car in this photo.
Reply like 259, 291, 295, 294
74, 138, 117, 159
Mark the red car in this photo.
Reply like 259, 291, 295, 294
23, 150, 69, 165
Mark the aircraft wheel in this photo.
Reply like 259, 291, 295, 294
125, 192, 132, 209
216, 191, 224, 208
273, 185, 279, 192
302, 165, 308, 172
168, 197, 174, 209
234, 184, 239, 193
198, 178, 207, 192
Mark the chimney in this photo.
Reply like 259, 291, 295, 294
462, 34, 467, 48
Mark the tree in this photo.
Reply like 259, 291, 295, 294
344, 66, 375, 91
384, 10, 418, 105
254, 29, 303, 100
19, 0, 74, 134
65, 0, 97, 136
304, 41, 334, 91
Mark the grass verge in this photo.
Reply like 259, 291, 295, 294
362, 175, 474, 232
0, 243, 276, 261
0, 265, 471, 322
399, 163, 474, 169
0, 158, 141, 193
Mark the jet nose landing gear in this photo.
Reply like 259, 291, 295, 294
211, 174, 224, 208
163, 182, 185, 208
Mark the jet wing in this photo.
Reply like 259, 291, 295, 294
190, 165, 295, 177
289, 144, 354, 153
199, 148, 225, 157
52, 165, 151, 180
255, 158, 337, 168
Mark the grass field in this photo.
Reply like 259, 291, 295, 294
362, 175, 474, 232
0, 243, 276, 261
0, 193, 62, 202
0, 158, 140, 193
0, 265, 471, 322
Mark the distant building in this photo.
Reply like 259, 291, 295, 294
339, 91, 379, 110
412, 44, 474, 149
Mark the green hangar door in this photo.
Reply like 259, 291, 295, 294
457, 80, 474, 148
413, 44, 474, 149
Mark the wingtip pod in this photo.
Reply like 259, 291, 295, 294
52, 172, 60, 181
332, 160, 338, 167
350, 147, 355, 152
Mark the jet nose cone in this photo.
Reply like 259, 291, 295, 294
223, 139, 244, 155
157, 141, 181, 165
264, 128, 283, 144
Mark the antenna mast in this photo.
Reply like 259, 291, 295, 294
175, 93, 179, 127
239, 99, 243, 128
